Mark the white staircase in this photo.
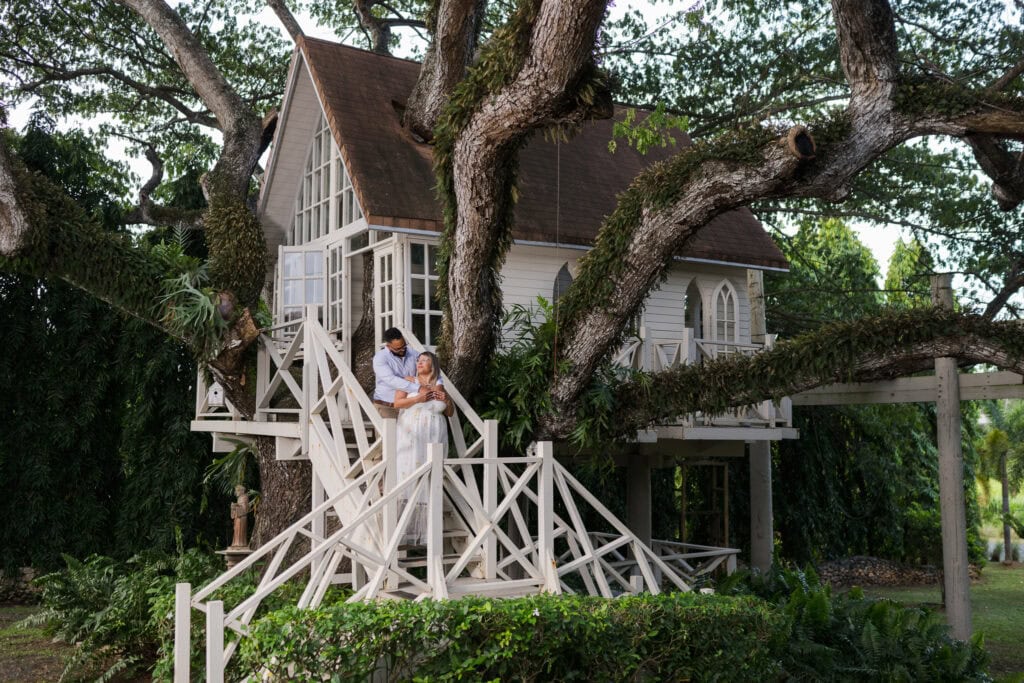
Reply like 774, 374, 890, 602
175, 313, 734, 681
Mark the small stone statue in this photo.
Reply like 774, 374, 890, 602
230, 485, 250, 549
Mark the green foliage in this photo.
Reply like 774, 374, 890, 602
480, 297, 647, 451
151, 229, 228, 360
720, 565, 991, 682
0, 0, 290, 176
238, 592, 785, 682
608, 103, 689, 154
21, 548, 316, 682
755, 219, 988, 566
0, 124, 224, 570
23, 550, 209, 682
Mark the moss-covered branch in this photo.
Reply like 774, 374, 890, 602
612, 308, 1024, 435
0, 139, 171, 330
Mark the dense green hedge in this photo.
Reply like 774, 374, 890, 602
238, 593, 786, 682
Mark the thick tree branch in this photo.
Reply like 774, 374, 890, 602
546, 92, 1024, 423
440, 0, 611, 393
265, 0, 304, 42
607, 308, 1024, 438
115, 0, 262, 198
404, 0, 486, 140
0, 137, 172, 330
121, 145, 205, 229
832, 0, 899, 103
13, 62, 218, 129
982, 260, 1024, 320
965, 134, 1024, 211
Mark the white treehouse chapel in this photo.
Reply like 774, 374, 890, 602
179, 38, 796, 679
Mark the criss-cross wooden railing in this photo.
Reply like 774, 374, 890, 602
177, 312, 708, 682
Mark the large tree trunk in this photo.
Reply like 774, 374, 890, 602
252, 435, 311, 546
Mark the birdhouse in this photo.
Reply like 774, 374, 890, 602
207, 381, 225, 408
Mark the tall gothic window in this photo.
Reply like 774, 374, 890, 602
712, 280, 737, 341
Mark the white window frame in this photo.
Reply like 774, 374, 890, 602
375, 241, 397, 343
289, 113, 364, 247
277, 245, 327, 333
711, 279, 738, 342
406, 239, 443, 349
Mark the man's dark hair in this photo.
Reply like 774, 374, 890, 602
383, 327, 403, 343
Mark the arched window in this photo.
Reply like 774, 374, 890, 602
553, 262, 573, 304
712, 280, 737, 342
684, 280, 703, 338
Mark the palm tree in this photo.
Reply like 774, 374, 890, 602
978, 400, 1024, 563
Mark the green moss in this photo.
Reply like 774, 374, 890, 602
2, 160, 167, 323
615, 307, 1024, 432
203, 198, 266, 309
894, 77, 1024, 118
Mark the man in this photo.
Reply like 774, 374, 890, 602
372, 328, 432, 419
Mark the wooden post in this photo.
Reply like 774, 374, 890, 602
678, 464, 688, 542
627, 457, 652, 581
749, 441, 773, 573
173, 583, 190, 683
382, 418, 399, 590
206, 600, 224, 683
483, 420, 499, 580
931, 273, 972, 640
537, 442, 559, 593
747, 269, 766, 345
427, 443, 447, 599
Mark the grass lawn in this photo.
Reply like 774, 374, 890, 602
0, 603, 71, 683
865, 562, 1024, 679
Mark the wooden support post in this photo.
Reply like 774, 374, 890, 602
483, 420, 498, 580
627, 457, 652, 581
749, 441, 773, 573
537, 442, 559, 593
747, 269, 766, 345
206, 600, 224, 683
382, 418, 399, 590
427, 443, 448, 599
173, 583, 190, 683
931, 273, 972, 640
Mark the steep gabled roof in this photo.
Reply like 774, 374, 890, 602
274, 37, 788, 271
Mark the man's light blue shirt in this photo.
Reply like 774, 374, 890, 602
373, 345, 420, 402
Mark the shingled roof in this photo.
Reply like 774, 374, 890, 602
296, 37, 788, 271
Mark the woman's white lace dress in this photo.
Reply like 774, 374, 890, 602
395, 391, 448, 545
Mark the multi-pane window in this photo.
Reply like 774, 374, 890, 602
713, 280, 737, 341
293, 115, 332, 245
336, 155, 362, 229
281, 249, 325, 326
288, 113, 363, 246
409, 242, 442, 347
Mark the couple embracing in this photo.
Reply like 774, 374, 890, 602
372, 328, 453, 545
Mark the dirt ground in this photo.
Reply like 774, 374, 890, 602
0, 604, 70, 683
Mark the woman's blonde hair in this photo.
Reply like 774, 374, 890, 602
418, 351, 440, 385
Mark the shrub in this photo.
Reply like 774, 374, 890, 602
23, 548, 318, 682
720, 565, 991, 682
238, 592, 787, 682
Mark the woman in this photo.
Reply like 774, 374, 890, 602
392, 351, 453, 545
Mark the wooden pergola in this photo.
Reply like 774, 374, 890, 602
789, 274, 1024, 640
